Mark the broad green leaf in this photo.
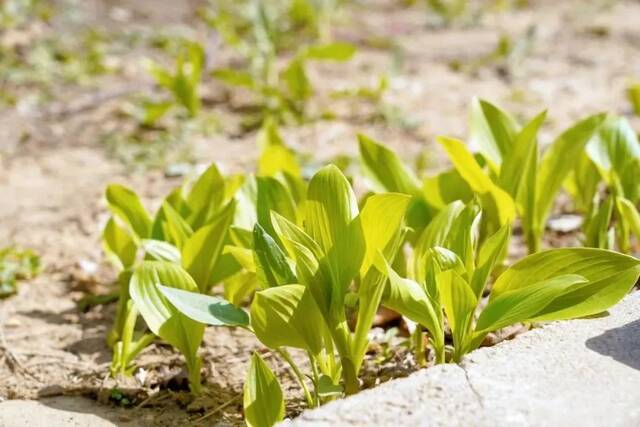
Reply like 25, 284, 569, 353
161, 202, 194, 250
151, 187, 190, 241
316, 374, 343, 397
282, 57, 311, 101
469, 98, 520, 167
244, 353, 284, 427
359, 193, 411, 275
103, 218, 137, 270
499, 110, 546, 197
271, 211, 324, 260
253, 223, 296, 288
304, 42, 356, 61
129, 261, 204, 390
186, 163, 225, 229
250, 284, 329, 356
358, 134, 422, 195
158, 285, 249, 327
536, 114, 606, 230
476, 274, 587, 333
586, 116, 640, 187
256, 176, 297, 237
182, 201, 235, 292
141, 239, 181, 263
437, 270, 476, 351
382, 262, 443, 347
564, 154, 600, 214
224, 245, 256, 273
233, 174, 258, 231
584, 196, 613, 249
105, 184, 152, 239
617, 197, 640, 239
224, 271, 258, 306
212, 68, 255, 89
257, 120, 302, 179
437, 136, 515, 228
423, 168, 473, 209
469, 223, 510, 298
413, 201, 464, 283
491, 248, 640, 320
304, 165, 365, 300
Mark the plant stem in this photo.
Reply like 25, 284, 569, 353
308, 351, 321, 407
278, 348, 314, 408
413, 326, 426, 367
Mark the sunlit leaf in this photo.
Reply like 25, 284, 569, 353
244, 353, 284, 427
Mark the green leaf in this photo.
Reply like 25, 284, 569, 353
586, 116, 640, 187
224, 271, 258, 306
256, 176, 297, 237
304, 165, 365, 301
617, 197, 640, 239
536, 114, 606, 231
182, 201, 235, 292
584, 196, 614, 249
282, 57, 311, 101
250, 284, 329, 356
158, 285, 249, 327
160, 202, 194, 250
437, 136, 515, 228
565, 154, 600, 213
469, 98, 520, 167
253, 223, 297, 288
316, 374, 343, 397
359, 193, 411, 275
103, 218, 137, 270
491, 248, 640, 320
423, 168, 473, 209
244, 353, 284, 427
141, 239, 181, 263
437, 270, 477, 352
382, 262, 443, 347
476, 274, 587, 333
212, 68, 255, 89
186, 163, 225, 229
257, 120, 301, 178
499, 110, 546, 198
469, 223, 510, 298
303, 42, 356, 61
358, 134, 422, 195
105, 184, 152, 239
129, 261, 204, 391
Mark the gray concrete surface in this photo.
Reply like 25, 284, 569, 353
285, 291, 640, 427
0, 397, 124, 426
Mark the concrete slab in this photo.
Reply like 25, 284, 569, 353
285, 291, 640, 427
0, 397, 126, 427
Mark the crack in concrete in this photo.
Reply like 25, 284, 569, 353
460, 363, 484, 408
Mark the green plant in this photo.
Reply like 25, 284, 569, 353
102, 162, 237, 390
627, 82, 640, 116
210, 0, 354, 128
244, 352, 285, 427
214, 40, 355, 127
438, 98, 605, 252
572, 115, 640, 252
384, 200, 640, 363
160, 165, 411, 403
143, 40, 205, 125
0, 246, 40, 298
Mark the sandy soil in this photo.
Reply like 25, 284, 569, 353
1, 0, 639, 424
